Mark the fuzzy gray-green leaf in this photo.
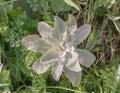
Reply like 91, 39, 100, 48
32, 59, 52, 74
38, 22, 53, 39
66, 14, 77, 33
22, 35, 52, 53
69, 24, 91, 46
40, 49, 59, 64
52, 16, 67, 43
52, 61, 64, 81
64, 66, 82, 87
75, 49, 96, 67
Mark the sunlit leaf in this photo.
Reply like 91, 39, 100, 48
107, 14, 120, 33
106, 0, 115, 8
0, 83, 10, 87
0, 63, 3, 72
116, 64, 120, 82
107, 15, 120, 21
64, 0, 80, 11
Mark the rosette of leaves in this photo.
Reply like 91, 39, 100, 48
22, 15, 96, 87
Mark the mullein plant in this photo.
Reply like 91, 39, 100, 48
22, 15, 96, 87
